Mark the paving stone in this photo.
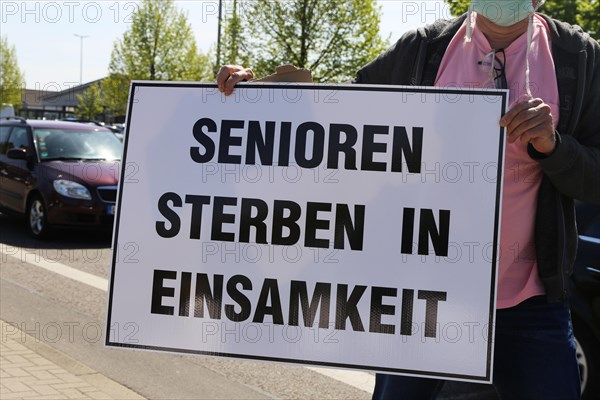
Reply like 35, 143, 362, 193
24, 395, 69, 400
61, 388, 86, 399
51, 372, 86, 383
31, 383, 61, 396
3, 342, 28, 351
1, 390, 39, 399
5, 355, 30, 364
1, 320, 145, 400
3, 378, 32, 392
30, 370, 55, 380
24, 365, 55, 372
2, 367, 29, 377
87, 391, 112, 399
18, 377, 64, 386
25, 355, 54, 367
52, 382, 91, 390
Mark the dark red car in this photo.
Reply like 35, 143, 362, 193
0, 118, 122, 238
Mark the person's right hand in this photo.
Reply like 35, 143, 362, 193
216, 65, 254, 96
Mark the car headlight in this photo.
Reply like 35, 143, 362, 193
53, 179, 92, 200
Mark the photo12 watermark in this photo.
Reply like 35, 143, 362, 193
1, 1, 139, 24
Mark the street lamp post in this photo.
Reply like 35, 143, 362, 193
215, 0, 223, 75
74, 34, 89, 85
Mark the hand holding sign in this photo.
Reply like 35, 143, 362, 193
500, 97, 556, 155
217, 65, 255, 96
217, 64, 312, 95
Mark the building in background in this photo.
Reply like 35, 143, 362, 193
18, 78, 124, 123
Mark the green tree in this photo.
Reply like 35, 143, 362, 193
218, 0, 250, 68
577, 0, 599, 39
75, 84, 103, 120
538, 0, 580, 24
221, 0, 389, 82
0, 36, 25, 108
445, 0, 471, 15
100, 74, 129, 122
197, 49, 215, 82
444, 0, 599, 41
109, 0, 211, 81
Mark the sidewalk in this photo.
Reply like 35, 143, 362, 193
0, 320, 144, 400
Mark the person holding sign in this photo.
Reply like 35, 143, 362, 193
217, 0, 600, 398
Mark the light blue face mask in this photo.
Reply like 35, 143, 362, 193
471, 1, 543, 27
466, 1, 545, 97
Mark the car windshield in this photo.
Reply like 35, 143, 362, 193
34, 128, 122, 161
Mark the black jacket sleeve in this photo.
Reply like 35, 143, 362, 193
354, 29, 422, 85
534, 33, 600, 204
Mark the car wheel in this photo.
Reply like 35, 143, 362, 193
574, 323, 600, 399
27, 195, 49, 239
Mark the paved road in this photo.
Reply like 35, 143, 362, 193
1, 212, 497, 399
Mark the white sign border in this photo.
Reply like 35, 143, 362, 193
105, 82, 508, 383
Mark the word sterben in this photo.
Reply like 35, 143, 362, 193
190, 118, 424, 173
156, 194, 365, 250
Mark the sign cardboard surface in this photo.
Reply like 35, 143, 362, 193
107, 82, 507, 383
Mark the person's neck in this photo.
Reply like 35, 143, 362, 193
476, 15, 529, 50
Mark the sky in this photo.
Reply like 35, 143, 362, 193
1, 1, 452, 91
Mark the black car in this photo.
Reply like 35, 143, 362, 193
571, 202, 600, 399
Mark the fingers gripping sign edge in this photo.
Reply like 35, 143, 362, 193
500, 98, 544, 128
500, 98, 556, 154
216, 65, 254, 96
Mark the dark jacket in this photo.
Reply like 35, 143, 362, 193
355, 14, 600, 302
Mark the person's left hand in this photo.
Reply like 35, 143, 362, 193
500, 97, 556, 155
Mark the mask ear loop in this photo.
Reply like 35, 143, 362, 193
525, 13, 534, 97
465, 3, 474, 42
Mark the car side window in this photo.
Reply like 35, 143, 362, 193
0, 126, 12, 154
6, 127, 30, 152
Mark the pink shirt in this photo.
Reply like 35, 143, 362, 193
435, 14, 560, 309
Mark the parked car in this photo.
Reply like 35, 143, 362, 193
1, 104, 15, 118
0, 117, 122, 238
62, 117, 124, 141
571, 201, 600, 399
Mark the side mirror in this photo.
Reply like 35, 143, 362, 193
6, 148, 28, 160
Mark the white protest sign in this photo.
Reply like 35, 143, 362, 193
107, 82, 507, 383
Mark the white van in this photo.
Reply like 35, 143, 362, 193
0, 104, 15, 118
